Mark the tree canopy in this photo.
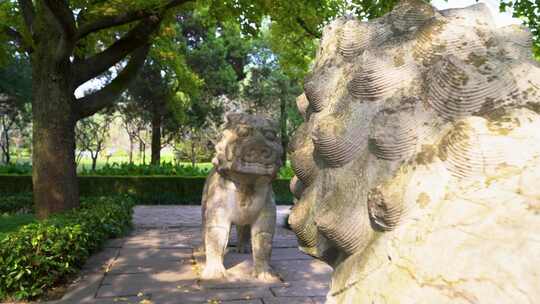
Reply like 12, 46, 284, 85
0, 0, 538, 218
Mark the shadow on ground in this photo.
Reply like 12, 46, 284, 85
47, 206, 331, 304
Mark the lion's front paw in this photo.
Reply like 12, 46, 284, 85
253, 267, 280, 282
201, 263, 227, 280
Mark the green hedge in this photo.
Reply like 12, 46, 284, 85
0, 195, 135, 300
0, 175, 293, 205
0, 162, 295, 179
0, 192, 33, 214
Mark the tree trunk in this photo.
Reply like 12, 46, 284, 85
0, 117, 11, 164
91, 154, 98, 171
1, 127, 9, 164
191, 139, 196, 167
279, 97, 288, 165
139, 139, 146, 164
32, 48, 79, 219
128, 137, 134, 163
150, 107, 161, 165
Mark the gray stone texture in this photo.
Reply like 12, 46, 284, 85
287, 0, 540, 303
48, 205, 330, 304
201, 113, 284, 281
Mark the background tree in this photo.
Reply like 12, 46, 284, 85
242, 39, 303, 163
117, 101, 148, 164
126, 62, 184, 165
75, 111, 114, 171
500, 0, 540, 59
1, 0, 537, 218
0, 55, 32, 164
0, 0, 204, 218
168, 16, 253, 164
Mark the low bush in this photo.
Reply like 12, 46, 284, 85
0, 192, 33, 214
0, 161, 295, 179
80, 162, 212, 176
0, 162, 32, 175
0, 195, 135, 301
0, 214, 36, 239
0, 176, 294, 205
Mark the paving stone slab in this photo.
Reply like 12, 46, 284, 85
271, 260, 332, 282
134, 206, 202, 228
102, 269, 199, 286
108, 259, 194, 274
270, 248, 312, 261
124, 233, 201, 249
81, 247, 119, 274
56, 206, 331, 304
311, 297, 327, 304
97, 278, 198, 298
66, 295, 150, 304
198, 260, 285, 290
103, 238, 126, 248
54, 273, 103, 303
98, 269, 201, 298
262, 297, 316, 304
147, 287, 274, 304
270, 281, 329, 298
216, 300, 263, 304
114, 248, 193, 266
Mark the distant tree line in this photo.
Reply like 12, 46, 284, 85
0, 0, 537, 218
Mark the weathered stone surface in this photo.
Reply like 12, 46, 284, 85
115, 248, 192, 264
107, 261, 191, 274
271, 259, 332, 282
102, 237, 125, 248
262, 297, 316, 304
198, 260, 285, 289
81, 247, 119, 274
134, 205, 202, 228
97, 271, 200, 298
271, 281, 330, 297
146, 287, 274, 304
288, 0, 540, 303
54, 206, 331, 304
54, 273, 103, 303
201, 113, 283, 281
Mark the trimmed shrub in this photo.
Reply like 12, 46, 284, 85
0, 195, 135, 300
0, 214, 36, 239
80, 162, 211, 176
0, 176, 294, 205
0, 162, 294, 179
80, 175, 206, 204
0, 162, 32, 175
273, 179, 294, 205
0, 175, 33, 193
0, 192, 33, 214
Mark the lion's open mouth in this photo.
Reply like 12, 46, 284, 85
234, 161, 277, 175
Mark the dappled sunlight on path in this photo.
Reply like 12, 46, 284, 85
48, 206, 331, 304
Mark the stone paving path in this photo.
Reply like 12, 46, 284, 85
51, 206, 331, 304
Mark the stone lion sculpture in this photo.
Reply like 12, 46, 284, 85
201, 112, 283, 281
288, 0, 540, 303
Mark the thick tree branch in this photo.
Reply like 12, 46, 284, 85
2, 26, 23, 44
295, 17, 321, 39
72, 16, 161, 87
42, 0, 76, 39
2, 26, 33, 53
17, 0, 35, 34
76, 0, 192, 40
42, 0, 76, 61
75, 45, 150, 119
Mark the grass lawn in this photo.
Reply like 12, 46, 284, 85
9, 152, 215, 172
0, 213, 36, 239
